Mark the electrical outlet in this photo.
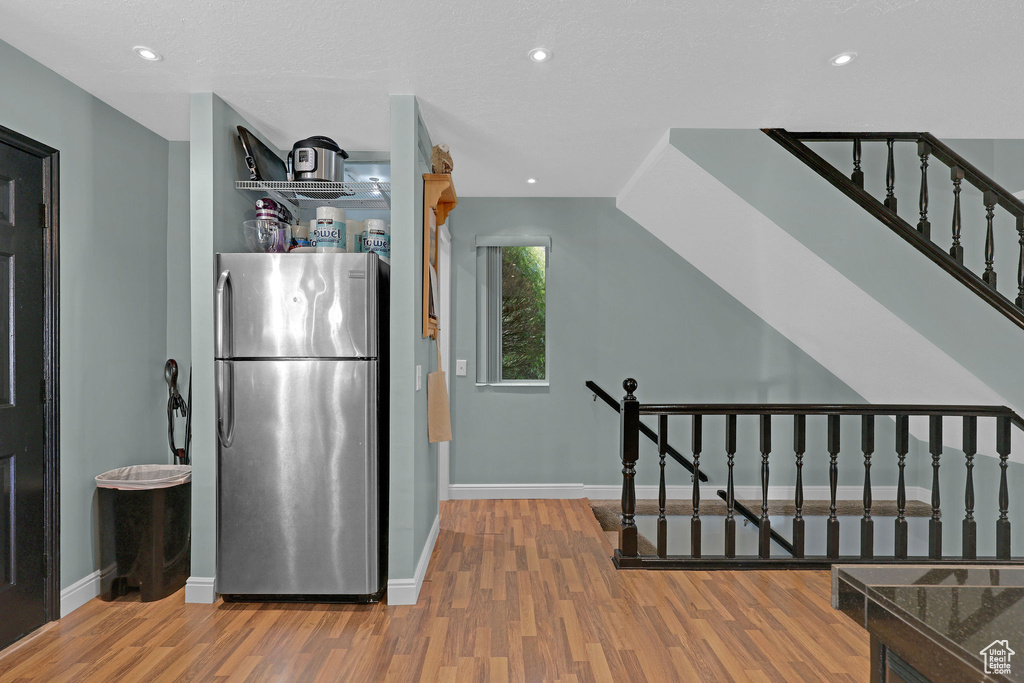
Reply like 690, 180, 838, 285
455, 359, 467, 376
416, 365, 422, 391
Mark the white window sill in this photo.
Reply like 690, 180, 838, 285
475, 381, 550, 387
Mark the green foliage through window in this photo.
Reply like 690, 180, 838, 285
500, 246, 546, 380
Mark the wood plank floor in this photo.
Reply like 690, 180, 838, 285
0, 499, 868, 681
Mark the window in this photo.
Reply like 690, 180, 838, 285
476, 237, 549, 385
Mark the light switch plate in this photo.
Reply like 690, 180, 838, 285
416, 365, 422, 391
455, 359, 467, 376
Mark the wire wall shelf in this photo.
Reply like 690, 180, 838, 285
236, 180, 391, 211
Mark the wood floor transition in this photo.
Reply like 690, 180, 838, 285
0, 499, 869, 681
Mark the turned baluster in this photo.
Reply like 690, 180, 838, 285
917, 141, 931, 238
1015, 216, 1024, 309
724, 414, 737, 558
996, 416, 1012, 559
928, 415, 943, 559
657, 414, 668, 558
618, 379, 639, 559
793, 415, 806, 559
861, 415, 875, 559
895, 414, 909, 558
884, 138, 897, 212
827, 415, 841, 558
1016, 216, 1024, 308
759, 414, 772, 559
962, 415, 977, 560
983, 190, 998, 289
851, 138, 864, 188
691, 415, 702, 559
951, 166, 965, 263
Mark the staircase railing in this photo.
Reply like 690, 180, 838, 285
586, 380, 708, 482
763, 129, 1024, 331
614, 378, 1023, 569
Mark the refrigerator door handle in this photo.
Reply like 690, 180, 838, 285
215, 269, 233, 358
216, 362, 235, 448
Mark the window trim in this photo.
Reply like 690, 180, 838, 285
475, 237, 550, 386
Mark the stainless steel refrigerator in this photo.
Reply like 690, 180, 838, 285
214, 252, 388, 602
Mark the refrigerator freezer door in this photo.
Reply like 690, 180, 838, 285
217, 359, 379, 596
215, 253, 378, 359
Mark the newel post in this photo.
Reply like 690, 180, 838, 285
617, 378, 640, 564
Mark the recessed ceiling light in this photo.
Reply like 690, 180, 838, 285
830, 51, 856, 66
527, 178, 537, 184
133, 46, 162, 62
529, 48, 551, 63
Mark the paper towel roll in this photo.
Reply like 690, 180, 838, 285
316, 206, 346, 222
346, 220, 363, 253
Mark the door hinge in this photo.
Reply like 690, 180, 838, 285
40, 378, 47, 403
43, 552, 51, 577
39, 202, 48, 229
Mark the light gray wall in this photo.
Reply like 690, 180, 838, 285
388, 95, 438, 580
187, 93, 269, 578
995, 140, 1024, 195
0, 39, 171, 589
167, 141, 190, 462
670, 129, 1024, 422
447, 198, 911, 492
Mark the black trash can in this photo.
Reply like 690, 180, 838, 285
96, 465, 191, 602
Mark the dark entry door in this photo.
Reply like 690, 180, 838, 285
0, 138, 48, 649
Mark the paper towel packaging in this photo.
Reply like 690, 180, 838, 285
310, 207, 346, 251
362, 218, 390, 259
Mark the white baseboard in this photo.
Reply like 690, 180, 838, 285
448, 483, 586, 499
447, 483, 932, 504
185, 576, 217, 604
387, 513, 440, 606
60, 570, 100, 617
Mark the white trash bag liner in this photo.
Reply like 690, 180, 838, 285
95, 465, 191, 490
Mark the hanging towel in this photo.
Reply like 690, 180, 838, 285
428, 334, 452, 443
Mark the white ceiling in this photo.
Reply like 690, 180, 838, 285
2, 0, 1023, 196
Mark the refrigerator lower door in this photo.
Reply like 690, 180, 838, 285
216, 359, 379, 597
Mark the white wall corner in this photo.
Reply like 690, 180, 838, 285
387, 513, 440, 606
60, 570, 101, 617
185, 576, 217, 604
617, 129, 673, 199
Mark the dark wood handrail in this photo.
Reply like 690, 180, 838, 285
637, 403, 1024, 431
763, 128, 1024, 331
585, 380, 709, 482
789, 132, 922, 141
920, 132, 1024, 219
782, 130, 1024, 219
613, 379, 1020, 569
